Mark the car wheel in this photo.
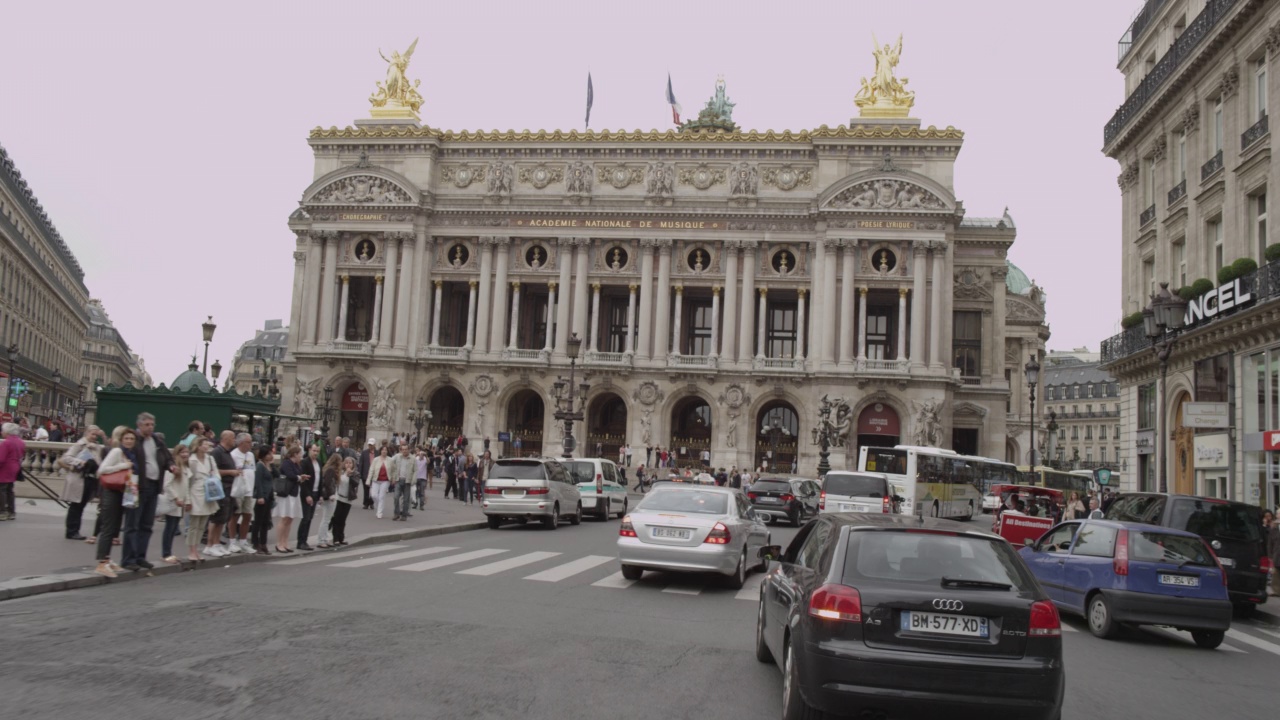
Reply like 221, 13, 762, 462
486, 515, 502, 530
617, 498, 628, 519
620, 563, 643, 581
724, 549, 747, 590
1191, 630, 1225, 649
1087, 593, 1119, 639
790, 511, 801, 528
755, 595, 774, 664
568, 502, 582, 525
781, 635, 823, 720
543, 504, 560, 530
596, 504, 610, 522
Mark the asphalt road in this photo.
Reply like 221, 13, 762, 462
1, 509, 1277, 720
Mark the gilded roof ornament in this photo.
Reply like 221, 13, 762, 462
369, 38, 424, 120
309, 124, 963, 142
855, 33, 916, 119
679, 76, 739, 133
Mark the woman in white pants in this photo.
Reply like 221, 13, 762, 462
314, 453, 341, 548
367, 445, 392, 519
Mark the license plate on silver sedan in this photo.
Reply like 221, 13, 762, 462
1159, 574, 1201, 587
757, 497, 779, 503
900, 611, 989, 638
651, 527, 691, 540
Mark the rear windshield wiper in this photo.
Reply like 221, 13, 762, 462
941, 577, 1012, 590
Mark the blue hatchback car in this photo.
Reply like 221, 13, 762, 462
1018, 519, 1232, 649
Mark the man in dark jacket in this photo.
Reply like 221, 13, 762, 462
121, 412, 177, 571
359, 439, 376, 509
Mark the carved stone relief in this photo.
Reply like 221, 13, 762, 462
487, 161, 514, 196
439, 164, 486, 189
598, 164, 645, 189
311, 176, 412, 204
826, 179, 945, 210
678, 163, 726, 190
761, 165, 813, 191
565, 161, 593, 194
728, 162, 759, 196
518, 163, 564, 189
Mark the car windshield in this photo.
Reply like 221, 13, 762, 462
565, 461, 595, 483
750, 481, 790, 493
491, 463, 546, 481
823, 473, 885, 498
1169, 499, 1263, 542
1129, 531, 1215, 567
637, 490, 729, 515
843, 530, 1032, 590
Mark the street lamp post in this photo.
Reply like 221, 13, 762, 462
76, 383, 86, 431
813, 397, 836, 478
552, 334, 588, 459
768, 417, 782, 473
318, 385, 335, 445
1045, 409, 1059, 468
50, 368, 61, 422
1143, 282, 1189, 493
1025, 355, 1041, 469
201, 316, 217, 375
210, 359, 222, 391
3, 343, 17, 413
408, 398, 432, 444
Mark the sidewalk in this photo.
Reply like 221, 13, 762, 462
0, 490, 488, 600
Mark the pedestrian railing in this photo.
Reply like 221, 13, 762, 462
16, 440, 72, 499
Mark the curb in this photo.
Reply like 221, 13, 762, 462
1253, 606, 1280, 628
0, 520, 488, 603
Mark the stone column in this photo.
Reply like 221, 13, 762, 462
371, 275, 385, 346
379, 237, 399, 347
300, 234, 323, 346
839, 243, 856, 366
318, 235, 339, 345
289, 243, 309, 353
738, 242, 757, 361
992, 265, 1008, 381
430, 280, 443, 347
857, 287, 868, 363
508, 281, 521, 349
407, 228, 430, 354
942, 241, 955, 371
897, 288, 908, 362
572, 239, 591, 344
910, 241, 928, 371
488, 239, 511, 353
929, 243, 945, 370
589, 283, 602, 351
721, 242, 739, 362
637, 240, 656, 359
545, 282, 558, 351
671, 286, 684, 355
756, 288, 768, 359
625, 284, 637, 354
824, 240, 841, 364
710, 286, 721, 357
795, 288, 806, 360
554, 240, 573, 355
474, 239, 495, 354
394, 234, 415, 350
810, 238, 826, 363
654, 241, 672, 359
465, 280, 478, 349
337, 275, 350, 341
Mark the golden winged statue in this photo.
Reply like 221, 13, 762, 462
855, 32, 916, 118
369, 38, 424, 119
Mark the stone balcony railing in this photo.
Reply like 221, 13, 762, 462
584, 351, 632, 368
501, 348, 550, 365
859, 358, 909, 374
668, 354, 719, 370
14, 440, 73, 500
422, 345, 471, 362
752, 356, 805, 373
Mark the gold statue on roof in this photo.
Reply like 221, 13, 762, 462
369, 38, 424, 120
855, 33, 916, 118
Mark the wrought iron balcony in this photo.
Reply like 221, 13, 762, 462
1104, 0, 1240, 147
1139, 204, 1156, 227
1242, 114, 1269, 151
1167, 179, 1186, 206
1201, 149, 1224, 182
1100, 324, 1154, 364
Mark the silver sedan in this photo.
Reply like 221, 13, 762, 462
617, 485, 770, 589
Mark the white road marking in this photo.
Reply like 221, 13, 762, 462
457, 551, 561, 576
735, 574, 766, 601
393, 548, 508, 572
1059, 623, 1078, 633
329, 546, 456, 568
662, 585, 703, 595
1226, 628, 1280, 656
272, 544, 408, 566
591, 571, 637, 589
524, 555, 615, 582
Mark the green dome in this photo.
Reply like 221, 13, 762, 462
172, 361, 212, 393
1006, 261, 1033, 296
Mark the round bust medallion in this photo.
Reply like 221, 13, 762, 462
687, 248, 709, 272
448, 244, 471, 267
524, 244, 549, 268
771, 248, 797, 274
873, 248, 898, 273
607, 246, 629, 270
354, 238, 377, 262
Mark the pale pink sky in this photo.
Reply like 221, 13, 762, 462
1, 0, 1141, 383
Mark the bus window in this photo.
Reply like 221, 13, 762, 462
865, 449, 907, 475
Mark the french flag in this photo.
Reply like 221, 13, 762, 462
666, 73, 682, 125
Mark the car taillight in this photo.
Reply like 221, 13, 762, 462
619, 516, 637, 537
526, 487, 550, 495
1261, 556, 1274, 575
1113, 529, 1129, 576
747, 492, 757, 501
704, 522, 731, 544
819, 491, 825, 510
808, 584, 862, 623
1205, 541, 1231, 586
483, 487, 503, 495
781, 494, 795, 503
1029, 600, 1061, 637
882, 496, 892, 514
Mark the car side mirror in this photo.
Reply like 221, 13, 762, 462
1023, 538, 1036, 548
758, 545, 783, 562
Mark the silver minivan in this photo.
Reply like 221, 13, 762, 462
819, 470, 901, 515
482, 458, 583, 529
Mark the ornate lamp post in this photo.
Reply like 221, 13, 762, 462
767, 417, 783, 473
3, 342, 18, 413
200, 316, 217, 375
75, 382, 86, 431
552, 334, 588, 458
318, 385, 336, 443
1045, 409, 1059, 469
1025, 354, 1041, 469
210, 359, 223, 391
408, 398, 432, 443
1143, 282, 1189, 493
813, 397, 836, 478
50, 368, 61, 420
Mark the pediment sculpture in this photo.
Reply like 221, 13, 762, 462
311, 175, 413, 204
827, 178, 945, 211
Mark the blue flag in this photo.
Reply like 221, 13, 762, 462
585, 72, 594, 129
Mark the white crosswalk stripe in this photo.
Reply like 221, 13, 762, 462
272, 545, 408, 566
458, 551, 561, 576
1226, 628, 1280, 656
735, 574, 766, 601
662, 585, 703, 595
393, 548, 508, 572
591, 571, 637, 589
524, 555, 615, 582
329, 546, 457, 568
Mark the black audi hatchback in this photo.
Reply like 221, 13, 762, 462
755, 514, 1064, 720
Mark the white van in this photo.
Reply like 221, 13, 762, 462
564, 458, 629, 521
819, 471, 901, 515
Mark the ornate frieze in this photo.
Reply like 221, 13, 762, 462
724, 220, 813, 232
1151, 134, 1168, 163
679, 163, 726, 190
645, 162, 675, 204
487, 161, 514, 197
519, 163, 565, 189
1182, 103, 1200, 134
632, 381, 665, 407
598, 164, 645, 189
826, 179, 945, 210
311, 175, 412, 204
1219, 64, 1240, 99
728, 162, 759, 196
953, 268, 993, 300
439, 164, 486, 188
565, 161, 593, 194
761, 165, 813, 191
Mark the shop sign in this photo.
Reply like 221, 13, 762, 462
1263, 430, 1280, 451
1193, 433, 1230, 470
342, 383, 369, 412
1183, 402, 1230, 429
857, 403, 901, 436
1136, 429, 1156, 455
1185, 278, 1254, 328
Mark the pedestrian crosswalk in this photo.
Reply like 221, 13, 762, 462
273, 544, 1280, 654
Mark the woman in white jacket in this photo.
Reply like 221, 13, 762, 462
93, 427, 140, 578
57, 425, 104, 541
186, 438, 221, 561
366, 445, 393, 519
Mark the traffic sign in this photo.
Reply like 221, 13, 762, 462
497, 431, 511, 442
1094, 468, 1112, 486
